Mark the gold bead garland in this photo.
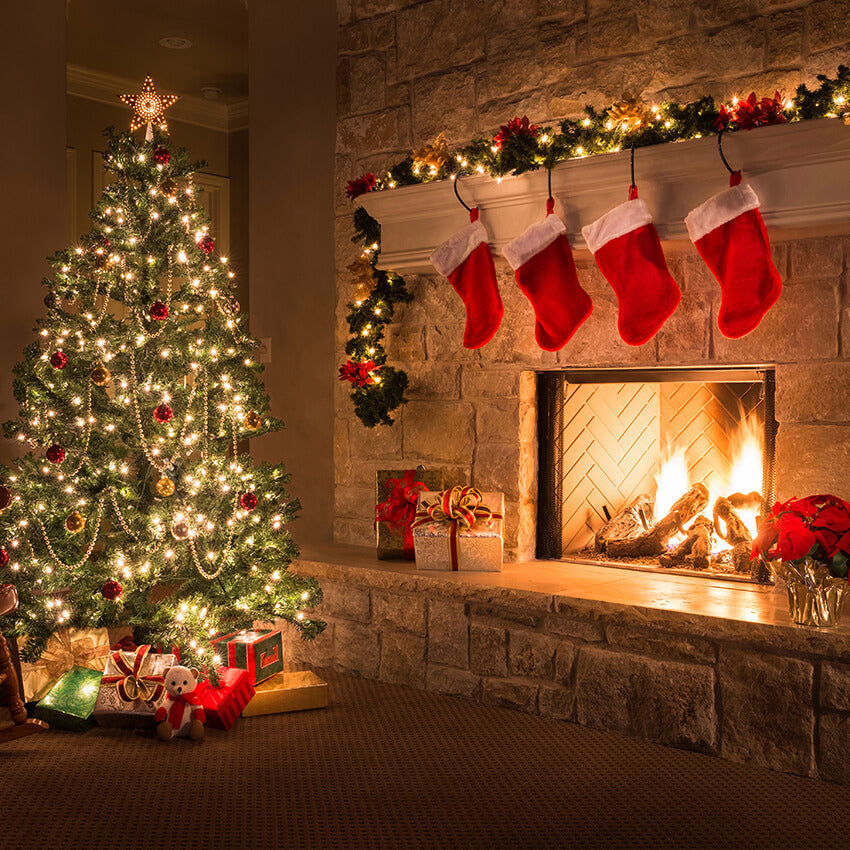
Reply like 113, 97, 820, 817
37, 495, 106, 571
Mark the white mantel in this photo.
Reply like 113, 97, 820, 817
362, 119, 850, 272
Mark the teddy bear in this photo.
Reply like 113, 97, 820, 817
154, 665, 206, 741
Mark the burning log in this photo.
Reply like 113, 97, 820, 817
594, 494, 654, 552
727, 491, 764, 512
607, 483, 710, 558
713, 496, 754, 574
658, 515, 714, 570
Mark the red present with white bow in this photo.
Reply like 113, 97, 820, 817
93, 644, 175, 728
412, 487, 504, 572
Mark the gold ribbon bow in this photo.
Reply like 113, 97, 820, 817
102, 644, 166, 704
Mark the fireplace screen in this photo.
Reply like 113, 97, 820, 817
537, 368, 776, 583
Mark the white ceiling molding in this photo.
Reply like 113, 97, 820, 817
67, 65, 248, 134
362, 119, 850, 272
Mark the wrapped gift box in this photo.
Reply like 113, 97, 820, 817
242, 670, 328, 717
376, 467, 444, 560
412, 487, 504, 572
212, 629, 283, 685
34, 666, 103, 732
19, 627, 111, 703
93, 645, 175, 729
199, 667, 254, 731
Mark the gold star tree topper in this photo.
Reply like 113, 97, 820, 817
120, 75, 179, 133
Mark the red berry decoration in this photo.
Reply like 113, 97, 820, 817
150, 301, 169, 321
154, 146, 171, 164
0, 549, 9, 568
102, 580, 123, 601
154, 403, 173, 424
240, 492, 258, 512
50, 351, 68, 369
46, 444, 65, 464
199, 234, 215, 255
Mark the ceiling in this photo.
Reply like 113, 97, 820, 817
67, 0, 248, 105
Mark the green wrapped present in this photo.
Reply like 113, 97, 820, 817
35, 666, 103, 732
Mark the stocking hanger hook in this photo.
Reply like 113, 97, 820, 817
453, 172, 472, 213
717, 130, 740, 178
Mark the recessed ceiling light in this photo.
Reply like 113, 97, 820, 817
159, 37, 193, 50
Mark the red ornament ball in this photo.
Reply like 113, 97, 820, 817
199, 235, 215, 255
44, 292, 59, 310
240, 492, 258, 512
154, 403, 173, 424
0, 549, 9, 568
50, 351, 68, 369
102, 580, 123, 601
154, 146, 171, 164
46, 444, 65, 464
150, 301, 169, 321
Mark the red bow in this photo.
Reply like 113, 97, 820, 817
376, 470, 427, 558
101, 644, 166, 704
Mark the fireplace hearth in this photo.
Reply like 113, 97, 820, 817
537, 367, 776, 583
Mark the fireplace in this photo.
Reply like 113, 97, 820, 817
537, 367, 777, 582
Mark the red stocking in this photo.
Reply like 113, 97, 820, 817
685, 172, 782, 339
502, 199, 592, 351
582, 187, 681, 345
431, 208, 503, 349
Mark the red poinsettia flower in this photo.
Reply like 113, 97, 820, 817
494, 115, 541, 150
338, 359, 378, 387
346, 173, 377, 200
756, 91, 787, 126
720, 91, 788, 132
714, 103, 733, 132
777, 513, 817, 561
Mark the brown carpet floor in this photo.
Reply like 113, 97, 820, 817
2, 669, 848, 849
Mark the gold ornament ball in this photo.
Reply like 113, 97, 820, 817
156, 477, 175, 497
244, 411, 262, 431
171, 520, 190, 540
66, 511, 86, 534
91, 366, 111, 386
160, 178, 178, 197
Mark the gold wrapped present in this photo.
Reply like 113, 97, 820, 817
242, 670, 328, 717
412, 487, 504, 572
375, 467, 444, 560
19, 628, 111, 702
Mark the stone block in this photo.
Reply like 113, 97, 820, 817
546, 611, 606, 642
702, 21, 766, 78
414, 71, 478, 142
718, 648, 815, 776
350, 415, 403, 461
352, 0, 420, 17
482, 677, 539, 713
713, 280, 838, 364
317, 579, 372, 623
335, 485, 374, 520
426, 665, 480, 700
404, 361, 461, 399
510, 630, 559, 679
403, 401, 475, 464
775, 363, 850, 424
337, 109, 408, 156
818, 713, 850, 785
334, 516, 374, 547
428, 598, 469, 667
790, 238, 843, 279
383, 322, 426, 361
604, 625, 716, 665
476, 399, 521, 445
334, 417, 351, 484
472, 442, 526, 503
471, 602, 545, 630
470, 624, 508, 676
820, 661, 850, 711
765, 9, 804, 66
576, 646, 717, 751
461, 367, 521, 400
286, 622, 335, 667
335, 621, 381, 678
480, 27, 545, 101
372, 589, 426, 635
538, 682, 576, 721
588, 11, 642, 57
657, 290, 712, 363
349, 53, 387, 113
809, 0, 850, 52
425, 322, 479, 361
776, 425, 850, 498
555, 641, 577, 683
478, 91, 552, 139
338, 16, 396, 53
380, 629, 426, 688
536, 21, 581, 86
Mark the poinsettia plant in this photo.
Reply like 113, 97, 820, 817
752, 494, 850, 579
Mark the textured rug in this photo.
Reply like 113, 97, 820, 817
1, 669, 848, 849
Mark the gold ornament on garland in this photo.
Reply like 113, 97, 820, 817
244, 411, 262, 431
608, 92, 648, 132
412, 132, 450, 174
65, 511, 86, 534
119, 75, 180, 133
91, 366, 111, 386
156, 476, 175, 497
348, 255, 377, 302
160, 178, 178, 198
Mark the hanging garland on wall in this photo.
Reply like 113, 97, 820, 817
342, 66, 850, 428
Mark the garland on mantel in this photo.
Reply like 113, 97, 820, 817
341, 67, 850, 428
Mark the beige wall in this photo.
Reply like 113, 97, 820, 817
0, 1, 68, 458
249, 1, 337, 543
333, 0, 850, 556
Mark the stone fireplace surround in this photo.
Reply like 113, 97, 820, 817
315, 121, 850, 785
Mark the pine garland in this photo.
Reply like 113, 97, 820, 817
341, 67, 850, 427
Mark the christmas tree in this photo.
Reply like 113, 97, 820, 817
0, 79, 323, 675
